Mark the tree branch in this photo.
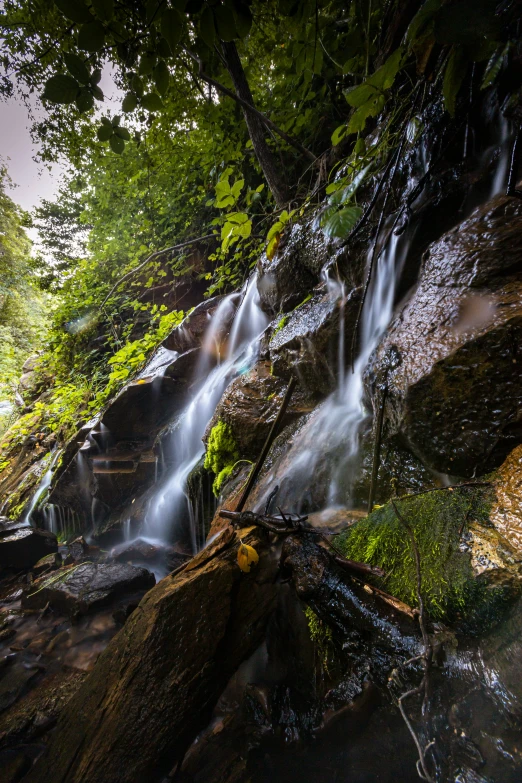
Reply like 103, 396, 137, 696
184, 48, 317, 164
99, 233, 215, 309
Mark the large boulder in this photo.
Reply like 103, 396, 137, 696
0, 527, 57, 571
367, 194, 522, 476
268, 287, 360, 396
205, 360, 314, 461
22, 562, 155, 616
257, 221, 333, 314
23, 526, 278, 783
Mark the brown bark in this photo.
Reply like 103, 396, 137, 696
220, 40, 289, 208
24, 526, 278, 783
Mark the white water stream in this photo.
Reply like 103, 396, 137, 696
145, 276, 268, 550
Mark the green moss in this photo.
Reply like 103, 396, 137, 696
204, 419, 240, 497
271, 315, 289, 339
305, 606, 334, 668
335, 487, 495, 623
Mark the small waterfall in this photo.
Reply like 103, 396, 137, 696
258, 231, 411, 513
146, 276, 269, 549
22, 449, 62, 525
490, 115, 512, 198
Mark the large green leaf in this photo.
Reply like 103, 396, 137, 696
138, 54, 156, 76
78, 22, 106, 52
233, 1, 253, 38
64, 52, 90, 84
90, 0, 114, 21
114, 126, 131, 140
214, 6, 238, 41
130, 74, 144, 97
141, 92, 164, 111
97, 123, 113, 141
443, 46, 468, 117
75, 86, 94, 112
42, 74, 80, 104
161, 9, 182, 55
346, 92, 385, 134
54, 0, 92, 23
90, 68, 102, 85
109, 135, 125, 154
122, 92, 138, 112
199, 7, 216, 48
153, 61, 170, 95
322, 205, 363, 238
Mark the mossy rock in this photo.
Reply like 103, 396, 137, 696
335, 486, 519, 631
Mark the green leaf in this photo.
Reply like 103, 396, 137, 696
100, 116, 112, 126
153, 60, 170, 96
138, 54, 156, 75
97, 124, 113, 141
111, 115, 120, 126
481, 42, 510, 89
161, 9, 182, 55
233, 2, 253, 38
64, 52, 90, 84
75, 86, 94, 112
157, 37, 172, 58
331, 124, 347, 146
77, 22, 106, 52
130, 74, 145, 97
406, 0, 441, 43
90, 68, 102, 84
199, 7, 216, 48
114, 126, 131, 140
90, 0, 114, 21
110, 135, 125, 154
141, 92, 164, 111
122, 92, 138, 112
266, 220, 284, 242
54, 0, 92, 23
230, 178, 244, 198
346, 93, 385, 134
214, 6, 238, 41
443, 46, 468, 117
42, 74, 80, 104
92, 84, 104, 101
322, 205, 363, 238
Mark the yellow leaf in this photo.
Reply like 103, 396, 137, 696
237, 542, 259, 573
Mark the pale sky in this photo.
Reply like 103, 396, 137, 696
0, 67, 122, 245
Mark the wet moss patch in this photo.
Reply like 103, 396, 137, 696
335, 486, 506, 626
204, 419, 240, 496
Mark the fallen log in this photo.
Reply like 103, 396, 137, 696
23, 526, 278, 783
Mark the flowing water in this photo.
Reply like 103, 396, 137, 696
255, 230, 412, 514
145, 276, 268, 550
21, 449, 62, 526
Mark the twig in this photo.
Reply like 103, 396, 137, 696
235, 376, 297, 512
368, 381, 388, 511
99, 233, 215, 309
506, 126, 522, 199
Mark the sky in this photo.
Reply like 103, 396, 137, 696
0, 67, 122, 245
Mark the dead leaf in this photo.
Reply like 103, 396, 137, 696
237, 542, 259, 573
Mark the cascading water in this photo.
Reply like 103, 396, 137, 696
22, 449, 62, 526
257, 230, 411, 514
146, 276, 268, 550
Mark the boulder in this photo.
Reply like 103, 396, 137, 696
268, 289, 361, 396
206, 360, 314, 461
367, 194, 522, 477
0, 528, 57, 571
23, 526, 278, 783
22, 562, 156, 617
257, 221, 333, 314
162, 295, 230, 353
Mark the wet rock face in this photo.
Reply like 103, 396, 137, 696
206, 360, 314, 461
22, 562, 155, 617
268, 289, 360, 396
368, 195, 522, 477
0, 528, 57, 571
257, 221, 333, 315
162, 295, 230, 353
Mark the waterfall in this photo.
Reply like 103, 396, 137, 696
22, 449, 62, 526
257, 231, 411, 513
146, 276, 269, 550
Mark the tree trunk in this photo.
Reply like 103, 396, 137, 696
220, 41, 289, 208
